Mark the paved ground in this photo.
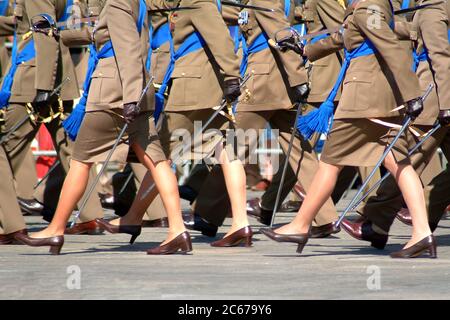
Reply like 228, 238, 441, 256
1, 192, 450, 300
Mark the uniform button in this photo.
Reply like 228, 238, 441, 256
182, 72, 186, 76
353, 77, 357, 80
99, 73, 103, 76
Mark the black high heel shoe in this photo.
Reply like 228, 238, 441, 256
95, 218, 141, 244
260, 228, 309, 253
390, 235, 437, 259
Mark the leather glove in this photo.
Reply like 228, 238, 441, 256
277, 36, 305, 56
291, 83, 310, 103
438, 109, 450, 127
223, 78, 241, 103
32, 90, 54, 113
123, 102, 140, 124
405, 97, 424, 120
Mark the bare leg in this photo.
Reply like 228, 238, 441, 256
220, 150, 249, 237
275, 161, 343, 235
31, 160, 92, 238
131, 144, 186, 244
383, 152, 432, 247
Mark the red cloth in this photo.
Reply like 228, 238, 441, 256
35, 126, 56, 178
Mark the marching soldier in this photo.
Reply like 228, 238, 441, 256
17, 0, 190, 255
262, 0, 435, 258
0, 0, 105, 234
106, 0, 253, 247
217, 0, 341, 236
341, 0, 450, 249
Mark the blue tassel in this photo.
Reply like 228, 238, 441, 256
297, 100, 335, 140
63, 104, 86, 141
154, 92, 165, 123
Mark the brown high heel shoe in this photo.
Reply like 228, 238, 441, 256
14, 233, 64, 255
95, 218, 141, 244
210, 226, 253, 247
146, 231, 192, 255
260, 228, 309, 254
390, 235, 437, 259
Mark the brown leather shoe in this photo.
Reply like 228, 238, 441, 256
280, 200, 302, 213
260, 228, 309, 253
142, 217, 169, 228
396, 208, 412, 226
65, 220, 104, 235
146, 231, 192, 255
340, 218, 388, 250
0, 229, 28, 245
210, 226, 253, 247
310, 222, 341, 239
390, 235, 437, 259
95, 218, 141, 244
14, 233, 64, 255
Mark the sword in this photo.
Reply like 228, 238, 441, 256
221, 1, 274, 12
34, 160, 61, 189
0, 77, 71, 145
70, 77, 154, 228
270, 102, 305, 227
346, 121, 442, 214
394, 1, 445, 15
149, 6, 200, 13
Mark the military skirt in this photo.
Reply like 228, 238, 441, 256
320, 117, 411, 167
72, 109, 166, 164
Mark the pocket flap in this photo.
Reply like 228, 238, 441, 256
344, 72, 373, 84
18, 60, 36, 67
171, 66, 203, 79
92, 67, 116, 79
249, 63, 270, 75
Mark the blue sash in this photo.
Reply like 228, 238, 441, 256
59, 0, 73, 29
240, 0, 291, 76
0, 0, 9, 16
228, 25, 241, 53
297, 40, 377, 139
0, 0, 73, 109
154, 0, 222, 122
63, 0, 147, 140
401, 0, 410, 9
146, 21, 171, 71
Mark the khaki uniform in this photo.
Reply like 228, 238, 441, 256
302, 0, 344, 103
138, 0, 173, 222
71, 0, 166, 165
0, 145, 25, 234
14, 148, 37, 200
232, 0, 338, 226
0, 0, 103, 223
148, 0, 240, 227
359, 0, 450, 232
305, 0, 421, 167
193, 0, 339, 227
